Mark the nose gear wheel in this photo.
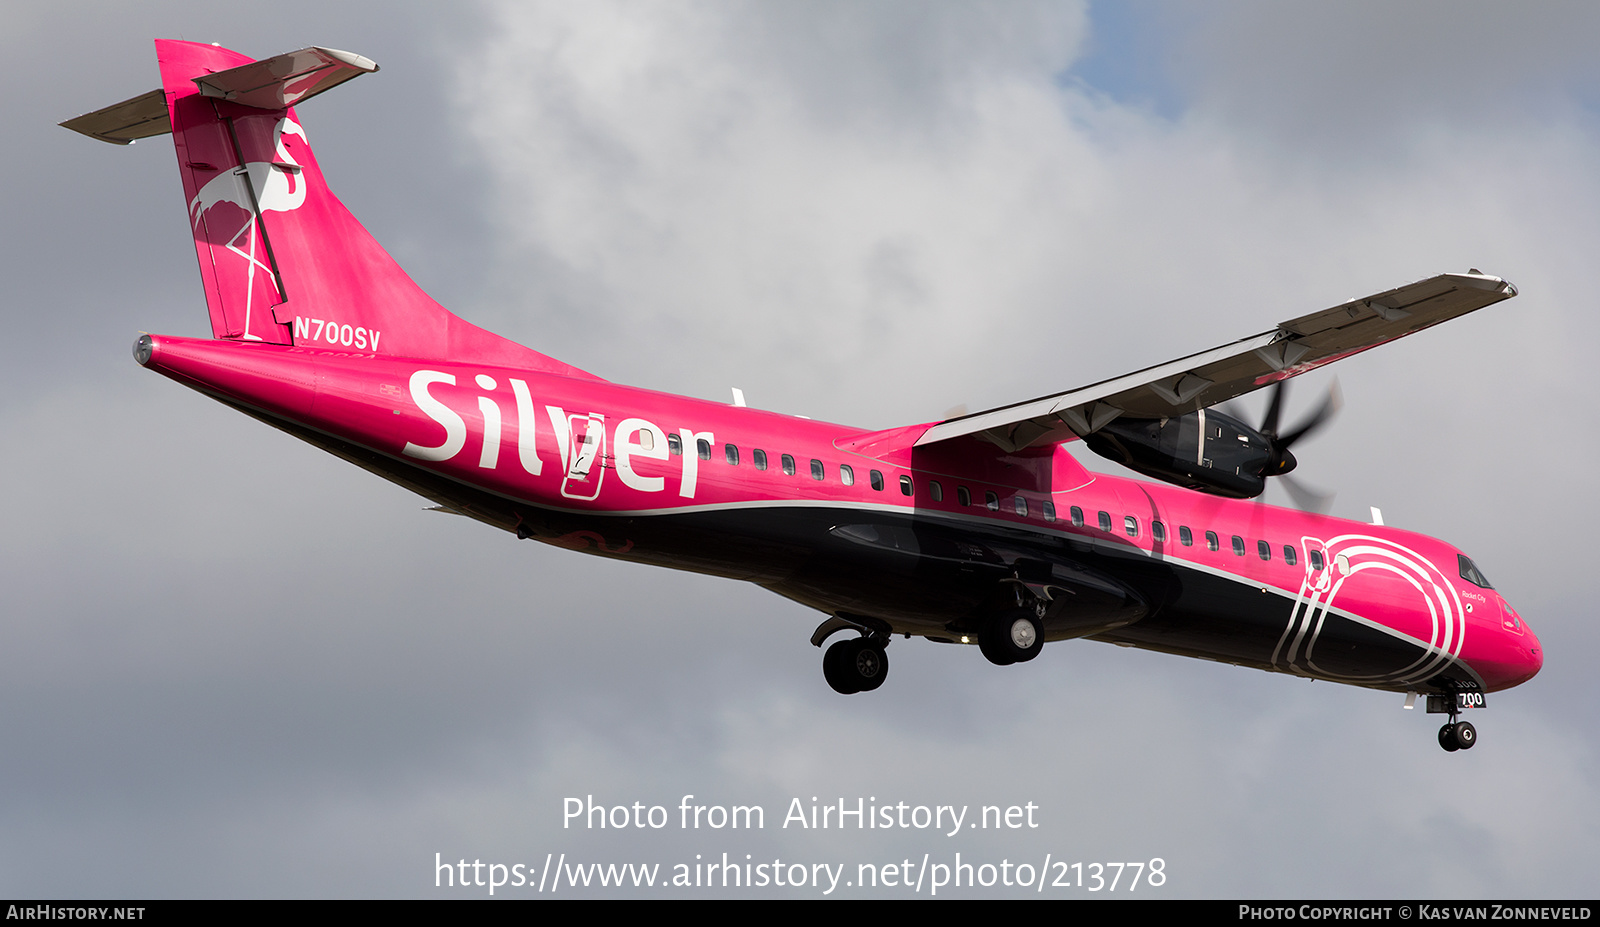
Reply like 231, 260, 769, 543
1438, 720, 1476, 751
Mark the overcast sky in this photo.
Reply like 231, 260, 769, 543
2, 0, 1596, 898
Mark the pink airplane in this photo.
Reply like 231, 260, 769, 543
65, 41, 1540, 752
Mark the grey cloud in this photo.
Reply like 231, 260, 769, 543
717, 0, 1090, 133
1170, 1, 1600, 153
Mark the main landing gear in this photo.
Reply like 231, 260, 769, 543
978, 609, 1044, 666
811, 616, 891, 695
807, 602, 1051, 694
822, 636, 889, 695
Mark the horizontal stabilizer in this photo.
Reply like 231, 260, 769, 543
59, 88, 170, 145
192, 46, 377, 110
59, 46, 376, 145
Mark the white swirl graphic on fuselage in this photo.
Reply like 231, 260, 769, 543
1272, 534, 1465, 687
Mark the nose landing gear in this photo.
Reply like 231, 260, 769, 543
1428, 690, 1482, 751
1438, 720, 1476, 752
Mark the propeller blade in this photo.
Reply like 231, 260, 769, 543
1259, 380, 1287, 438
1278, 379, 1343, 448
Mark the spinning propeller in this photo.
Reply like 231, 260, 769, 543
1227, 379, 1343, 513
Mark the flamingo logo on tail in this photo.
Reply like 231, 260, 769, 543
188, 116, 309, 341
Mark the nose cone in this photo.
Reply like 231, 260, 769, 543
1521, 623, 1544, 682
1509, 600, 1542, 684
1481, 599, 1542, 692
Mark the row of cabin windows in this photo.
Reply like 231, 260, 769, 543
1064, 505, 1325, 570
667, 436, 1320, 567
668, 434, 916, 495
667, 435, 1073, 520
916, 480, 1062, 522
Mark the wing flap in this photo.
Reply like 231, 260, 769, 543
916, 272, 1516, 452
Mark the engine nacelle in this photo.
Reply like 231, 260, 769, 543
1079, 408, 1281, 498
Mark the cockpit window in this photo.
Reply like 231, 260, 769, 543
1458, 554, 1494, 589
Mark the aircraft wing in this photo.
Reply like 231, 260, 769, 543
916, 271, 1517, 452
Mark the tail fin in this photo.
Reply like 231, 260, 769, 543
64, 40, 598, 378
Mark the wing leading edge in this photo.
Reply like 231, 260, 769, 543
916, 272, 1516, 452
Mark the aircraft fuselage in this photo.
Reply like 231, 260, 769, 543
140, 334, 1542, 700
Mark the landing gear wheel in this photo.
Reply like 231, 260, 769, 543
823, 639, 861, 694
1452, 720, 1476, 750
1438, 723, 1460, 752
822, 638, 888, 694
978, 627, 1016, 665
978, 612, 1044, 665
1010, 613, 1044, 662
853, 640, 889, 692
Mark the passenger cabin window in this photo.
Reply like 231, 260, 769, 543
986, 491, 1000, 511
1015, 496, 1028, 517
810, 459, 825, 481
1206, 530, 1220, 552
1179, 526, 1193, 546
1232, 535, 1246, 556
696, 439, 711, 461
668, 433, 682, 456
1257, 540, 1271, 561
958, 487, 971, 506
930, 481, 943, 502
638, 430, 655, 451
840, 464, 855, 486
1310, 550, 1325, 570
870, 470, 885, 491
781, 454, 796, 476
1070, 506, 1084, 527
724, 444, 739, 465
1283, 546, 1297, 566
1043, 501, 1056, 522
901, 475, 914, 496
1152, 521, 1166, 542
1124, 516, 1139, 538
753, 449, 768, 470
1098, 511, 1112, 532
